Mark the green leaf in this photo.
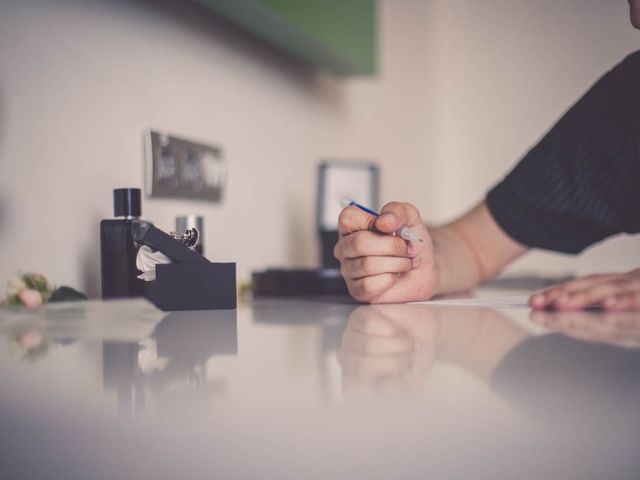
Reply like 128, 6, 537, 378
21, 273, 35, 289
33, 278, 48, 292
7, 295, 22, 306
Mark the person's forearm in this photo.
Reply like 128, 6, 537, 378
430, 201, 528, 296
436, 308, 530, 381
431, 225, 484, 295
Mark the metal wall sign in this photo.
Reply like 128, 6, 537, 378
145, 130, 225, 203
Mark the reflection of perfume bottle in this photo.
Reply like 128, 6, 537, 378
100, 188, 145, 299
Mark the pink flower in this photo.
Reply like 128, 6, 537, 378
18, 288, 43, 308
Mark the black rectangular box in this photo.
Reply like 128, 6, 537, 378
149, 262, 237, 311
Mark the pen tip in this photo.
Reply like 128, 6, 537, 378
340, 197, 355, 208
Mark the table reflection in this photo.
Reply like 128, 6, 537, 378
103, 310, 238, 413
0, 299, 164, 361
338, 305, 527, 399
530, 309, 640, 346
1, 299, 639, 478
6, 324, 54, 361
338, 305, 640, 437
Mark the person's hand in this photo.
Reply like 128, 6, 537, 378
530, 268, 640, 311
337, 305, 439, 399
530, 309, 640, 346
334, 202, 437, 303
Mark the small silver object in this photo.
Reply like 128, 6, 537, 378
169, 227, 200, 250
176, 215, 204, 249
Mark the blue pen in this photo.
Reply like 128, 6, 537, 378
343, 200, 424, 243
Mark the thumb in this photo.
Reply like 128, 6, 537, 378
375, 202, 423, 234
338, 205, 377, 235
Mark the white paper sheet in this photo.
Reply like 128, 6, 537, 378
410, 294, 531, 308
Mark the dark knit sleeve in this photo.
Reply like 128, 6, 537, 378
486, 51, 640, 253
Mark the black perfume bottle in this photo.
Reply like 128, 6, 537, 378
100, 188, 145, 299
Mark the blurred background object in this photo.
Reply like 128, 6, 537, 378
317, 160, 378, 268
194, 0, 378, 75
146, 131, 225, 203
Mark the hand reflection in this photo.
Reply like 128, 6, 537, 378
531, 309, 640, 346
337, 304, 439, 399
338, 304, 531, 400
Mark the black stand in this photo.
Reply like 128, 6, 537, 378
135, 222, 236, 311
153, 262, 236, 311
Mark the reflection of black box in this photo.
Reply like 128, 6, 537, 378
155, 310, 238, 359
151, 263, 236, 311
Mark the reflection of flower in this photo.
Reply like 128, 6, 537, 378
19, 328, 44, 350
3, 272, 86, 308
8, 327, 50, 362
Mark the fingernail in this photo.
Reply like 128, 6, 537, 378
407, 242, 418, 256
411, 256, 421, 268
378, 213, 395, 225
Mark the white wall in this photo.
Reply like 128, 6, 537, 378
0, 0, 638, 298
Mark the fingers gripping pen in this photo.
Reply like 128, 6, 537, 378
342, 200, 424, 243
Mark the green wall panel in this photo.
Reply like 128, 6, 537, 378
195, 0, 377, 75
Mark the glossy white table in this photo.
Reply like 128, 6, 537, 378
1, 291, 638, 479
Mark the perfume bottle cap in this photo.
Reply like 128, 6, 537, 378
113, 188, 141, 218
